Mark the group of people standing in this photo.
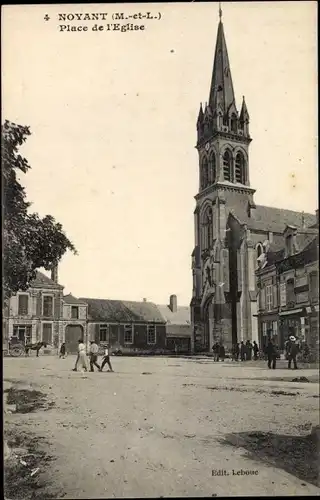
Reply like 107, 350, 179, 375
231, 340, 260, 361
212, 342, 226, 361
59, 339, 114, 374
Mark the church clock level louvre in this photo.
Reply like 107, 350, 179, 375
190, 9, 317, 353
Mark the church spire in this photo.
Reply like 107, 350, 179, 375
208, 6, 236, 115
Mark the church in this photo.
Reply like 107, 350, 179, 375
190, 9, 316, 353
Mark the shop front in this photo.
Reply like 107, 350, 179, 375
258, 313, 279, 351
279, 308, 306, 348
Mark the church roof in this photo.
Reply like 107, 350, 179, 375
80, 298, 165, 324
246, 205, 316, 233
30, 271, 63, 289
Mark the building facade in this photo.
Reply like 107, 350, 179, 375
3, 271, 64, 350
190, 12, 317, 352
256, 225, 319, 358
3, 271, 89, 354
4, 273, 191, 355
83, 297, 167, 354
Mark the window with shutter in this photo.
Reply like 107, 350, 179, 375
272, 285, 277, 308
309, 271, 319, 302
266, 285, 273, 311
280, 283, 286, 306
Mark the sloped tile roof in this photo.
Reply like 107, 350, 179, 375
63, 294, 87, 305
246, 205, 316, 233
30, 271, 63, 289
79, 298, 165, 323
156, 304, 191, 326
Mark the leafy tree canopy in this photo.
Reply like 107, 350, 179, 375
2, 120, 77, 300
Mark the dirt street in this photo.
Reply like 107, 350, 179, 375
3, 355, 320, 498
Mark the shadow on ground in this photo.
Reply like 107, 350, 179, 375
218, 430, 320, 488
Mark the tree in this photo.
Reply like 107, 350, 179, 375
2, 120, 77, 300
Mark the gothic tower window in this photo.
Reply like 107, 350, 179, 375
202, 207, 213, 249
208, 152, 216, 184
230, 114, 238, 133
223, 150, 232, 182
235, 152, 245, 184
201, 158, 209, 189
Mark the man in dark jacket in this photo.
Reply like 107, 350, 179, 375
287, 336, 299, 369
266, 338, 277, 369
253, 341, 259, 360
240, 341, 246, 361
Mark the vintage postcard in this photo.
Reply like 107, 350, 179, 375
2, 2, 319, 498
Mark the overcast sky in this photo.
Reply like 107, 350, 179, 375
2, 2, 317, 305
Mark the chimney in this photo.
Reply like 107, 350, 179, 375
301, 211, 305, 229
143, 298, 147, 302
169, 294, 177, 313
51, 265, 58, 284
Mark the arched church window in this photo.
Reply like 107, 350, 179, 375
230, 114, 238, 133
256, 243, 263, 258
235, 152, 245, 184
208, 152, 216, 184
223, 150, 232, 182
202, 206, 213, 249
201, 158, 209, 189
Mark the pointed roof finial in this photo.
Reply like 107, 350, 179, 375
219, 2, 222, 21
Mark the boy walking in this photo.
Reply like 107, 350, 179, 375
100, 344, 114, 372
59, 343, 66, 359
89, 341, 101, 372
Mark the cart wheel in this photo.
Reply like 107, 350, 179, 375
11, 346, 24, 357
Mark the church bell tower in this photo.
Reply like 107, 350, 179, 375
191, 5, 256, 353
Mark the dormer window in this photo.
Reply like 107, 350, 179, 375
71, 306, 79, 319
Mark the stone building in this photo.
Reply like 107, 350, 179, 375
256, 224, 319, 358
3, 269, 89, 354
3, 270, 64, 350
190, 11, 317, 352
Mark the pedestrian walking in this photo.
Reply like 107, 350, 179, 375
72, 339, 88, 373
253, 341, 259, 360
219, 343, 225, 362
287, 336, 299, 370
266, 338, 277, 369
231, 344, 237, 361
59, 343, 66, 359
240, 341, 246, 361
89, 340, 101, 372
214, 342, 220, 362
100, 344, 114, 372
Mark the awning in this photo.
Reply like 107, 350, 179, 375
279, 308, 303, 317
